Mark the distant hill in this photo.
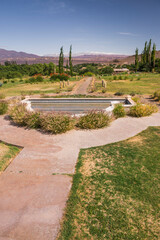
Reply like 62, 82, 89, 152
0, 48, 127, 65
0, 48, 39, 59
119, 50, 160, 65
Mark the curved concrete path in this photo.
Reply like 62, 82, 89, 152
0, 112, 160, 240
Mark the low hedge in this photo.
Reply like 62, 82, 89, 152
113, 104, 126, 118
129, 104, 158, 117
76, 111, 110, 129
40, 113, 73, 134
0, 101, 8, 115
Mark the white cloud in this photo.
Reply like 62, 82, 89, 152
118, 32, 138, 37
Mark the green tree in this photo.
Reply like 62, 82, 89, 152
135, 48, 139, 71
143, 41, 147, 64
147, 39, 152, 64
151, 43, 156, 71
59, 47, 64, 74
69, 45, 73, 76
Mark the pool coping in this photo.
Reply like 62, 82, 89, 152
22, 96, 135, 115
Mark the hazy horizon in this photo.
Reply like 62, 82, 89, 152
1, 0, 160, 55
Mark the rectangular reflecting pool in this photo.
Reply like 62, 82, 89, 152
28, 98, 130, 114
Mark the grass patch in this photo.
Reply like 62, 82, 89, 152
58, 127, 160, 240
95, 73, 160, 95
0, 142, 20, 173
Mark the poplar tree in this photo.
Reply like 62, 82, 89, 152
151, 43, 156, 71
147, 39, 152, 64
143, 41, 147, 64
135, 48, 139, 71
59, 46, 64, 74
69, 45, 73, 76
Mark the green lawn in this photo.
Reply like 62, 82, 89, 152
58, 127, 160, 240
96, 73, 160, 95
0, 142, 20, 173
0, 77, 77, 97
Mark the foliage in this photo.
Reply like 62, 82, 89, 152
24, 111, 41, 128
69, 45, 73, 76
9, 104, 27, 126
76, 111, 110, 129
129, 103, 158, 117
50, 73, 69, 81
59, 46, 64, 74
113, 104, 126, 118
40, 113, 73, 134
0, 101, 8, 115
84, 72, 94, 76
153, 90, 160, 101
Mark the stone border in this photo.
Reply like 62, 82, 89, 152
22, 96, 135, 116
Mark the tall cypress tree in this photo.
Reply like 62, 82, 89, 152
69, 45, 73, 76
151, 43, 156, 71
135, 48, 139, 71
147, 39, 152, 64
143, 41, 147, 64
59, 46, 64, 74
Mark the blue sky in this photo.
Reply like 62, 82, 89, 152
0, 0, 160, 55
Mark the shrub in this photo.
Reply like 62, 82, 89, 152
129, 104, 158, 117
36, 76, 43, 82
0, 102, 8, 115
24, 112, 41, 129
76, 111, 110, 129
9, 104, 27, 126
84, 72, 94, 76
113, 104, 126, 118
119, 75, 122, 80
153, 91, 160, 101
50, 73, 69, 81
102, 88, 107, 93
115, 92, 124, 96
3, 80, 7, 84
113, 76, 117, 80
40, 113, 73, 134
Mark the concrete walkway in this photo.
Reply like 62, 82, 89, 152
0, 112, 160, 240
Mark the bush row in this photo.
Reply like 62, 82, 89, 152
6, 101, 159, 134
9, 104, 111, 133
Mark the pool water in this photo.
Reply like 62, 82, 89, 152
31, 102, 111, 114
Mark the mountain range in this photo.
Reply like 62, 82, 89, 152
0, 48, 127, 65
0, 48, 160, 65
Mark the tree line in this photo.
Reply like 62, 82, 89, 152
135, 39, 158, 72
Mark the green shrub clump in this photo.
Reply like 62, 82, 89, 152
0, 101, 8, 115
113, 104, 126, 118
9, 104, 27, 126
40, 113, 73, 134
76, 111, 110, 129
129, 104, 158, 117
24, 112, 41, 129
50, 73, 69, 81
153, 91, 160, 101
84, 72, 94, 76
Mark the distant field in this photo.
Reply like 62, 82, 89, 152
0, 77, 78, 97
95, 73, 160, 95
